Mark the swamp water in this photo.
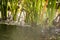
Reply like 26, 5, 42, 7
0, 24, 60, 40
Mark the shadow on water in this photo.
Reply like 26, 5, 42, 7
0, 24, 60, 40
0, 24, 16, 40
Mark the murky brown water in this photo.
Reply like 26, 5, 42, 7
0, 24, 60, 40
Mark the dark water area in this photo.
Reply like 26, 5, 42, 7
0, 24, 60, 40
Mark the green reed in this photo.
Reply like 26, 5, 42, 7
23, 0, 57, 25
47, 0, 56, 25
1, 0, 8, 20
9, 0, 19, 21
0, 0, 57, 26
23, 0, 43, 25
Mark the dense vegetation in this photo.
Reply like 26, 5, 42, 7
0, 0, 60, 40
0, 0, 60, 26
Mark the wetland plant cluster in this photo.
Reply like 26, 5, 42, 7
0, 0, 60, 26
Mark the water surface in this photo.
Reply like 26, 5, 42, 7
0, 24, 60, 40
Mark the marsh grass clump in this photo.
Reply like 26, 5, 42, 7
0, 0, 58, 26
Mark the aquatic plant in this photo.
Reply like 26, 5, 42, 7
9, 0, 19, 21
0, 0, 57, 26
23, 0, 44, 25
0, 0, 8, 20
47, 0, 56, 25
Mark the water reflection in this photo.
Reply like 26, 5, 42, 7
0, 24, 60, 40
